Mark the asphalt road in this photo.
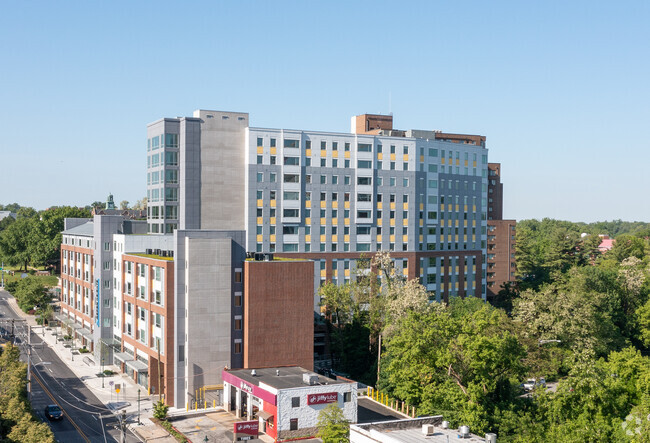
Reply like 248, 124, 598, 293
0, 289, 139, 443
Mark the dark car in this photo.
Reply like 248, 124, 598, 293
44, 404, 63, 420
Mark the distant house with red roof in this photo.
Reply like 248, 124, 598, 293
598, 235, 615, 253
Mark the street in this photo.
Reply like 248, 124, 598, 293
0, 289, 139, 443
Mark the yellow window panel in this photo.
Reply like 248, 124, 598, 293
271, 200, 276, 207
305, 217, 311, 225
376, 235, 382, 242
332, 151, 338, 158
472, 235, 476, 241
257, 199, 263, 207
321, 149, 327, 158
270, 217, 276, 224
390, 153, 396, 161
473, 265, 476, 272
420, 155, 424, 162
448, 235, 452, 242
464, 205, 468, 211
345, 269, 350, 277
390, 219, 395, 226
472, 220, 476, 226
403, 219, 408, 226
270, 234, 276, 242
441, 158, 446, 165
344, 218, 350, 225
377, 219, 383, 226
332, 201, 338, 209
473, 205, 476, 212
256, 234, 263, 242
305, 234, 311, 242
377, 202, 383, 210
455, 220, 459, 226
419, 235, 423, 242
320, 235, 326, 242
344, 151, 350, 159
344, 201, 350, 209
403, 203, 409, 210
333, 270, 338, 277
464, 220, 468, 227
390, 202, 396, 210
447, 219, 452, 227
403, 268, 408, 275
419, 219, 423, 227
390, 235, 395, 242
257, 146, 263, 154
455, 282, 459, 289
403, 154, 409, 161
464, 160, 468, 166
320, 269, 326, 277
464, 235, 468, 241
419, 203, 424, 210
456, 159, 459, 166
257, 217, 263, 225
455, 235, 459, 241
270, 147, 276, 155
402, 235, 408, 242
320, 218, 326, 225
344, 235, 350, 242
332, 235, 338, 242
332, 218, 338, 225
320, 201, 326, 208
473, 281, 476, 288
455, 205, 459, 211
378, 152, 383, 160
306, 149, 311, 156
473, 161, 477, 167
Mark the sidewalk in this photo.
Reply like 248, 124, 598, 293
5, 295, 176, 442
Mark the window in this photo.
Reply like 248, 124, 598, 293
357, 226, 371, 235
270, 173, 276, 182
283, 243, 298, 252
357, 143, 372, 152
256, 155, 263, 164
292, 397, 300, 408
357, 160, 372, 169
344, 392, 351, 402
357, 194, 372, 202
357, 210, 371, 219
257, 137, 263, 146
390, 145, 396, 154
332, 175, 338, 184
283, 209, 299, 217
234, 342, 242, 354
257, 172, 263, 182
344, 176, 350, 185
284, 174, 300, 183
283, 191, 300, 200
234, 270, 242, 283
234, 318, 242, 330
235, 294, 242, 307
320, 175, 327, 184
284, 156, 300, 165
284, 139, 299, 148
290, 419, 298, 431
357, 176, 372, 185
321, 140, 327, 149
344, 142, 350, 151
332, 159, 338, 168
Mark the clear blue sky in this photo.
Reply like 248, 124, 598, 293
1, 1, 648, 223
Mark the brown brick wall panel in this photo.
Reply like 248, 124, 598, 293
244, 260, 314, 370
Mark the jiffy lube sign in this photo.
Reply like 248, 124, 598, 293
307, 392, 338, 405
234, 421, 259, 436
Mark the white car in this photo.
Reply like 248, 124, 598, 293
522, 378, 546, 391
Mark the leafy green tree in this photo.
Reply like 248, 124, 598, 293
0, 217, 34, 270
319, 282, 354, 326
11, 277, 50, 313
610, 234, 648, 263
380, 299, 525, 434
316, 404, 349, 443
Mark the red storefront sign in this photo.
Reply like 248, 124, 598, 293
307, 392, 338, 405
234, 421, 259, 436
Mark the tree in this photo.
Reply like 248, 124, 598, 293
316, 404, 349, 442
610, 234, 647, 263
319, 282, 354, 326
380, 299, 525, 434
119, 200, 129, 210
0, 217, 34, 270
132, 197, 147, 210
11, 277, 50, 313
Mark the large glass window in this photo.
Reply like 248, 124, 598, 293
165, 188, 178, 202
165, 133, 178, 148
165, 170, 178, 184
283, 209, 299, 218
165, 152, 178, 166
283, 191, 300, 200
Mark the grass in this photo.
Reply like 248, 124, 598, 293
1, 266, 59, 286
151, 418, 189, 442
127, 253, 173, 261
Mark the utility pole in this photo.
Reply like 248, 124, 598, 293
27, 325, 31, 400
120, 410, 127, 443
137, 389, 141, 425
157, 340, 162, 403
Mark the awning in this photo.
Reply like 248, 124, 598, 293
77, 328, 93, 341
69, 323, 82, 330
102, 337, 122, 348
114, 352, 134, 363
54, 314, 69, 323
258, 410, 274, 420
125, 359, 149, 372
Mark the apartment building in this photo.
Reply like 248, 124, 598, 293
486, 163, 516, 299
146, 111, 490, 301
59, 108, 496, 409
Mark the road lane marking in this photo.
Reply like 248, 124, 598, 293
32, 371, 90, 443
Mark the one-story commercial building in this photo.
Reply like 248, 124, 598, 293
223, 366, 357, 441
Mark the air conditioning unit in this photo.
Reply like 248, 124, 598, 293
459, 425, 470, 438
485, 433, 497, 443
422, 424, 434, 436
146, 249, 153, 254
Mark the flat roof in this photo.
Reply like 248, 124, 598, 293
226, 366, 351, 391
62, 221, 94, 236
352, 417, 488, 442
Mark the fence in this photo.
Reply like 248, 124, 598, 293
366, 386, 417, 418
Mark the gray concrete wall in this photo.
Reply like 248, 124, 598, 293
173, 229, 245, 408
193, 110, 248, 231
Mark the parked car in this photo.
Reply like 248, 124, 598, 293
44, 404, 63, 420
521, 378, 546, 391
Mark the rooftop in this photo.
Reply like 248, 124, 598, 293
352, 417, 490, 442
226, 366, 351, 391
126, 252, 174, 261
62, 221, 94, 236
